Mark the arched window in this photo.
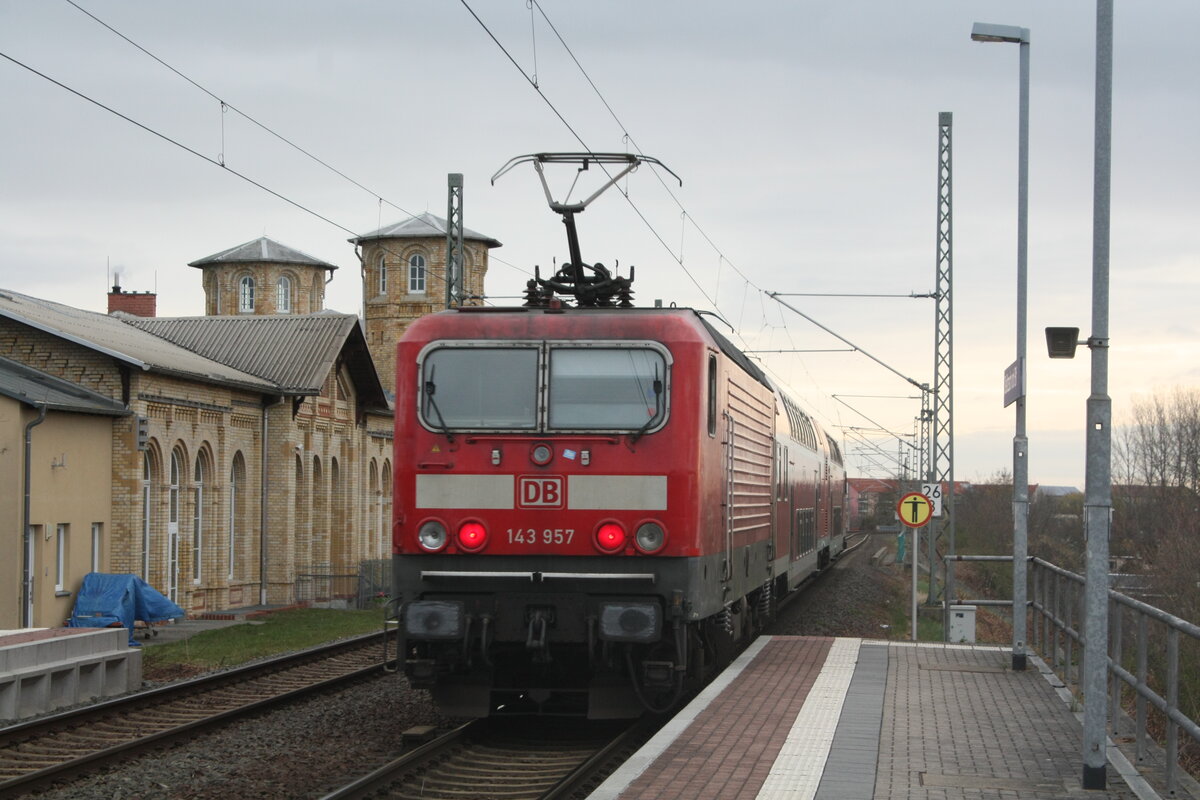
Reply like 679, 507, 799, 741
378, 253, 388, 295
312, 456, 326, 570
368, 461, 379, 561
276, 275, 292, 313
408, 254, 426, 294
229, 452, 246, 580
239, 275, 255, 312
331, 457, 344, 570
141, 451, 155, 579
168, 449, 183, 601
193, 452, 207, 584
381, 460, 393, 561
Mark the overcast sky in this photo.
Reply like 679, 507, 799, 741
2, 1, 1197, 487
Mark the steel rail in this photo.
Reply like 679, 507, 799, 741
0, 631, 392, 794
320, 717, 641, 800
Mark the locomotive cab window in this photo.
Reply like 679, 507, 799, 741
548, 347, 667, 430
420, 346, 539, 429
417, 341, 669, 434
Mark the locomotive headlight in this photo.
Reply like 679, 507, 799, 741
404, 601, 464, 640
417, 520, 448, 552
634, 522, 666, 554
530, 442, 553, 466
598, 602, 661, 643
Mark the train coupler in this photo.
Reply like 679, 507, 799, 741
641, 660, 675, 689
525, 609, 552, 663
405, 658, 437, 687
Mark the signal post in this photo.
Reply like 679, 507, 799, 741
897, 491, 934, 641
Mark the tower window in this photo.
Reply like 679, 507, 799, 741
277, 275, 292, 313
378, 254, 388, 295
409, 254, 426, 294
239, 276, 255, 312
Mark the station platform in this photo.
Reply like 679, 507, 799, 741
592, 636, 1189, 800
0, 627, 141, 723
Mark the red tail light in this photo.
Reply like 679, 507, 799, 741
595, 522, 626, 553
457, 521, 488, 552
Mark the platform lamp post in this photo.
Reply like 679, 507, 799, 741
971, 21, 1030, 673
1047, 1, 1114, 789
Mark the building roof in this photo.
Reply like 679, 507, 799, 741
126, 314, 388, 407
847, 478, 898, 494
0, 355, 129, 415
351, 212, 502, 248
1036, 485, 1082, 497
0, 289, 278, 393
187, 236, 339, 270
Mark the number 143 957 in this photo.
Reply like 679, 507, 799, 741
507, 528, 575, 545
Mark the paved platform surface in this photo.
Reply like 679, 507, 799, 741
593, 636, 1181, 800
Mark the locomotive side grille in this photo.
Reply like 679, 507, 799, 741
726, 378, 774, 539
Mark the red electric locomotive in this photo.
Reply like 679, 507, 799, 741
392, 154, 846, 718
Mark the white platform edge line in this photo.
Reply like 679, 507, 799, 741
587, 635, 774, 800
755, 637, 861, 800
1029, 652, 1161, 800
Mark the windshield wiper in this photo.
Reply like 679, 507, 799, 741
629, 367, 663, 444
423, 366, 454, 442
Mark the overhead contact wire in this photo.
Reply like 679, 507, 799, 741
63, 0, 419, 221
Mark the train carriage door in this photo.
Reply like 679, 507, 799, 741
823, 456, 831, 540
784, 444, 796, 562
813, 468, 821, 544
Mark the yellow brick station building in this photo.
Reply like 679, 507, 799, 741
1, 217, 498, 628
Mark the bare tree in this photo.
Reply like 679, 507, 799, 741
1114, 388, 1200, 618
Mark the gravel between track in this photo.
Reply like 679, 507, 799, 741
28, 534, 902, 799
24, 672, 454, 800
768, 532, 906, 639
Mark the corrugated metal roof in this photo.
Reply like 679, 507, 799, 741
351, 212, 502, 248
0, 289, 278, 393
127, 314, 387, 406
0, 355, 128, 415
187, 236, 339, 269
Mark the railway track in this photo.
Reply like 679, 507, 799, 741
0, 631, 393, 796
321, 717, 645, 800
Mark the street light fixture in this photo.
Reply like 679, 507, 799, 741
971, 20, 1031, 674
1045, 326, 1082, 359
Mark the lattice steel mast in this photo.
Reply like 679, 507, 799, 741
929, 112, 956, 615
445, 173, 465, 309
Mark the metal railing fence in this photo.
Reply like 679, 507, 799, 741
952, 553, 1200, 795
294, 560, 390, 610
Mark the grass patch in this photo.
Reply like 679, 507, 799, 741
886, 573, 946, 642
143, 608, 384, 675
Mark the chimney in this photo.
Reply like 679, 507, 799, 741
107, 278, 158, 317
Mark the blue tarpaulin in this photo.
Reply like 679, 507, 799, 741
67, 573, 185, 646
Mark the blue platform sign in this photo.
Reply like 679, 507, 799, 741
1003, 358, 1025, 407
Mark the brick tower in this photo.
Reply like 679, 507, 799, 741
352, 213, 501, 395
188, 237, 338, 316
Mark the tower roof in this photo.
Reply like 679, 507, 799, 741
188, 236, 338, 270
351, 212, 502, 248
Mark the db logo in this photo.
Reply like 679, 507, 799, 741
518, 476, 565, 508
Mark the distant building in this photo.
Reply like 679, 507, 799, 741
0, 213, 500, 628
0, 356, 126, 628
352, 212, 501, 394
189, 236, 337, 317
